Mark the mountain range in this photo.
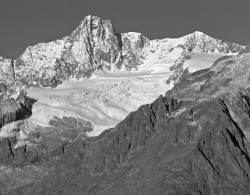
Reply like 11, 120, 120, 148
0, 15, 244, 90
0, 15, 250, 194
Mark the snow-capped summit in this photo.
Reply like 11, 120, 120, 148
124, 30, 244, 83
0, 15, 245, 88
183, 31, 242, 53
0, 57, 15, 91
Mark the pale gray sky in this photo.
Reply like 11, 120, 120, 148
1, 0, 249, 58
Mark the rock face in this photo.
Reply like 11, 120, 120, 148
0, 85, 97, 193
0, 16, 245, 89
9, 51, 250, 194
15, 38, 67, 87
0, 57, 15, 91
0, 82, 7, 94
121, 32, 149, 70
55, 16, 123, 81
0, 92, 31, 128
0, 89, 33, 169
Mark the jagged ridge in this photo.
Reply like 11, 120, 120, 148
0, 15, 245, 89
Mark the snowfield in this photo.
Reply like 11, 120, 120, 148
183, 52, 228, 73
0, 51, 236, 138
27, 71, 173, 136
0, 26, 242, 138
25, 50, 228, 137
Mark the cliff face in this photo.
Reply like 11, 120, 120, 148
55, 16, 123, 81
0, 57, 15, 92
10, 51, 250, 195
15, 38, 67, 87
0, 91, 34, 169
121, 32, 150, 70
0, 92, 31, 128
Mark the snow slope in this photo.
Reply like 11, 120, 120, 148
25, 48, 232, 137
26, 71, 173, 136
0, 16, 245, 138
25, 46, 238, 137
182, 52, 225, 72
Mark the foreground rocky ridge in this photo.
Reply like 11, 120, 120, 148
0, 89, 37, 191
0, 91, 95, 193
7, 47, 250, 194
0, 16, 244, 90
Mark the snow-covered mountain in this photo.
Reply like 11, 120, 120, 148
0, 15, 244, 90
0, 15, 245, 135
0, 15, 248, 193
0, 14, 245, 139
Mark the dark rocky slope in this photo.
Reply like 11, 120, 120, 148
0, 86, 97, 193
0, 92, 32, 162
8, 51, 250, 195
0, 91, 32, 128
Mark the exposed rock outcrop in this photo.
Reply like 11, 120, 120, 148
0, 15, 249, 195
0, 82, 7, 93
55, 16, 123, 82
0, 92, 31, 128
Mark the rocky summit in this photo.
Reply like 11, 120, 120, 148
0, 15, 250, 195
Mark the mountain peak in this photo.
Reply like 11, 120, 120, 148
82, 15, 101, 22
78, 15, 114, 30
71, 15, 116, 38
193, 31, 206, 36
185, 31, 211, 40
0, 15, 244, 89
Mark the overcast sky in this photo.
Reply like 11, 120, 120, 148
1, 0, 250, 59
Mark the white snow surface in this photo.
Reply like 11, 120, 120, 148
26, 71, 173, 136
0, 26, 243, 138
183, 52, 226, 73
24, 49, 234, 137
1, 46, 237, 138
12, 29, 243, 86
